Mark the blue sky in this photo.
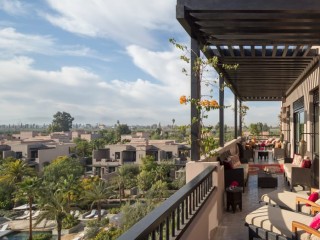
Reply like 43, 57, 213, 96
0, 0, 280, 126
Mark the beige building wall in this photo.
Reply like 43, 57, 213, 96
183, 161, 224, 240
9, 144, 29, 158
283, 65, 320, 157
20, 131, 37, 139
37, 144, 72, 171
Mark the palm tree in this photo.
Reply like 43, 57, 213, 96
15, 177, 40, 240
116, 167, 127, 203
36, 190, 68, 240
83, 180, 113, 221
0, 159, 35, 206
57, 174, 81, 208
0, 159, 35, 184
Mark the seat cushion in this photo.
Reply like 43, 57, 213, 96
300, 233, 320, 240
260, 190, 310, 214
245, 205, 313, 238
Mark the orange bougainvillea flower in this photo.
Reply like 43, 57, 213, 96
200, 100, 210, 107
209, 100, 219, 107
180, 95, 187, 104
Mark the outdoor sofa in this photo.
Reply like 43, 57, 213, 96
245, 205, 320, 240
282, 152, 313, 191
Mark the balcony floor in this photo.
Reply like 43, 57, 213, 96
212, 170, 307, 239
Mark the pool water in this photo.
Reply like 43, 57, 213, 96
3, 231, 56, 240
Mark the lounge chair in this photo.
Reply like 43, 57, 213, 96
94, 209, 106, 218
245, 205, 320, 240
74, 210, 80, 218
85, 209, 97, 219
16, 210, 31, 220
260, 188, 319, 214
31, 210, 40, 219
0, 224, 8, 231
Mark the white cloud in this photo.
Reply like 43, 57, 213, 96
0, 27, 108, 60
0, 47, 192, 125
0, 0, 26, 15
42, 0, 179, 47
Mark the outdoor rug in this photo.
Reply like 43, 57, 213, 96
248, 163, 284, 175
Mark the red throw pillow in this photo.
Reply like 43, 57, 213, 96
307, 192, 319, 206
309, 212, 320, 229
301, 159, 312, 168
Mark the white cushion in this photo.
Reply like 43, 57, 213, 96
246, 205, 313, 237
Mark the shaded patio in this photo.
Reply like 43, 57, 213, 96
118, 1, 320, 239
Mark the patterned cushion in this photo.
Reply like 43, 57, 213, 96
292, 154, 303, 166
228, 155, 241, 168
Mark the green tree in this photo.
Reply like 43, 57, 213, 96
83, 180, 114, 221
73, 138, 92, 157
146, 180, 169, 202
91, 139, 105, 150
121, 200, 155, 231
140, 156, 157, 172
115, 124, 131, 142
100, 129, 117, 144
15, 177, 41, 240
154, 162, 171, 182
49, 111, 74, 132
43, 156, 83, 186
249, 123, 260, 136
114, 165, 139, 201
0, 159, 35, 185
36, 190, 68, 240
57, 174, 81, 208
137, 170, 154, 192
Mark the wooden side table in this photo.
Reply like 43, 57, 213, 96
226, 187, 242, 213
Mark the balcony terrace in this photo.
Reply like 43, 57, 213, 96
118, 0, 320, 239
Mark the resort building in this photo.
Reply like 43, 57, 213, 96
1, 139, 75, 171
118, 1, 320, 239
92, 138, 190, 177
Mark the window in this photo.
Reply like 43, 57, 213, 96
293, 97, 304, 154
166, 152, 173, 159
115, 152, 120, 160
15, 152, 23, 159
313, 89, 319, 156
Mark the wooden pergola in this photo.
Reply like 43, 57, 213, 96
176, 0, 320, 160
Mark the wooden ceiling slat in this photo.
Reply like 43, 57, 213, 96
228, 45, 235, 57
303, 45, 312, 57
177, 1, 320, 101
292, 45, 301, 57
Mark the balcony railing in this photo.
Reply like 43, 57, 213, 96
118, 165, 217, 240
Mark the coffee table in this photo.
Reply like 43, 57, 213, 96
257, 170, 278, 188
